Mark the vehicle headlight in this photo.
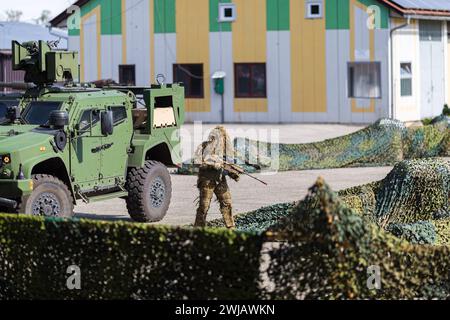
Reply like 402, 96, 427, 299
0, 154, 11, 166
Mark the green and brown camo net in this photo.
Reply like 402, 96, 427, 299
0, 158, 449, 299
210, 158, 450, 299
262, 168, 450, 300
178, 115, 449, 174
0, 220, 263, 299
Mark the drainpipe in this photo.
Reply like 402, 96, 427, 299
390, 15, 411, 119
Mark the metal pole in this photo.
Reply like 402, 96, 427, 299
218, 15, 225, 124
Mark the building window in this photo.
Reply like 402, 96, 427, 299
173, 64, 204, 98
306, 2, 323, 19
348, 62, 381, 99
219, 3, 236, 22
234, 63, 267, 98
119, 65, 136, 86
419, 20, 442, 42
400, 63, 412, 97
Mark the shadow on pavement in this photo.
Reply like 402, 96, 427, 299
74, 212, 133, 222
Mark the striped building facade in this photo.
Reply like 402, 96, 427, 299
57, 0, 450, 123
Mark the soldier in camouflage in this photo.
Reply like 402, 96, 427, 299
193, 126, 241, 229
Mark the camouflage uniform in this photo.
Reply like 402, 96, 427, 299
194, 126, 239, 229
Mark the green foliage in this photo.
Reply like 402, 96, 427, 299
0, 216, 263, 299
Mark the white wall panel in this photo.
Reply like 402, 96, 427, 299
154, 33, 176, 84
101, 35, 122, 81
125, 0, 151, 86
82, 14, 98, 82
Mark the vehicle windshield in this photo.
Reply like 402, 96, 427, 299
0, 100, 19, 124
22, 101, 62, 125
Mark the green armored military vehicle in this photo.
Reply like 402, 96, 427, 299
0, 41, 185, 222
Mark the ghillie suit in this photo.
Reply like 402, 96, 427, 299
193, 126, 241, 229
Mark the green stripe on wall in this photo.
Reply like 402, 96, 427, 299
326, 0, 389, 30
154, 0, 176, 33
326, 0, 350, 30
267, 0, 289, 31
68, 0, 122, 35
68, 18, 80, 36
210, 0, 232, 32
358, 0, 389, 29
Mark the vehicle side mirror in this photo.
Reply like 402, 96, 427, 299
49, 110, 69, 129
101, 110, 114, 136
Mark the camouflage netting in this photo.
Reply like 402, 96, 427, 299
235, 116, 449, 172
0, 217, 263, 299
404, 115, 450, 158
1, 158, 449, 299
206, 202, 295, 233
178, 116, 449, 174
204, 158, 450, 298
374, 159, 449, 226
262, 178, 450, 299
207, 158, 450, 234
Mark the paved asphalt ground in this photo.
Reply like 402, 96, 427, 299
74, 124, 393, 226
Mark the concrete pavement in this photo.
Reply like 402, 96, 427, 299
74, 166, 392, 225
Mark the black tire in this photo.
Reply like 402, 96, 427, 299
125, 161, 172, 223
21, 174, 74, 218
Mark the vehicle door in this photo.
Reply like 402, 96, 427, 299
419, 20, 445, 118
99, 105, 132, 186
70, 109, 102, 191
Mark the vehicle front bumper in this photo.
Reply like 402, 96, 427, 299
0, 179, 34, 199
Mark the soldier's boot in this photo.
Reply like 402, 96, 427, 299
215, 180, 235, 229
221, 206, 236, 229
195, 184, 215, 227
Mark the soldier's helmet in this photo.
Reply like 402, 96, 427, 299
207, 126, 235, 159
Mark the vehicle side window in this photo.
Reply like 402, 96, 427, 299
78, 109, 100, 131
111, 106, 127, 126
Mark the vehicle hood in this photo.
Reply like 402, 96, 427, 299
0, 126, 53, 153
0, 124, 38, 139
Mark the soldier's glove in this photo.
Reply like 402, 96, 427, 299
228, 171, 240, 182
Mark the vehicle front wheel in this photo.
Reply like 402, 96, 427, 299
22, 174, 74, 218
125, 161, 172, 223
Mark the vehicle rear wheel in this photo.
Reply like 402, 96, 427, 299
22, 174, 74, 218
125, 161, 172, 223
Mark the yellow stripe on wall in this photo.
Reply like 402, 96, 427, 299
350, 0, 375, 113
80, 6, 101, 82
176, 0, 210, 113
233, 0, 268, 113
290, 0, 327, 113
